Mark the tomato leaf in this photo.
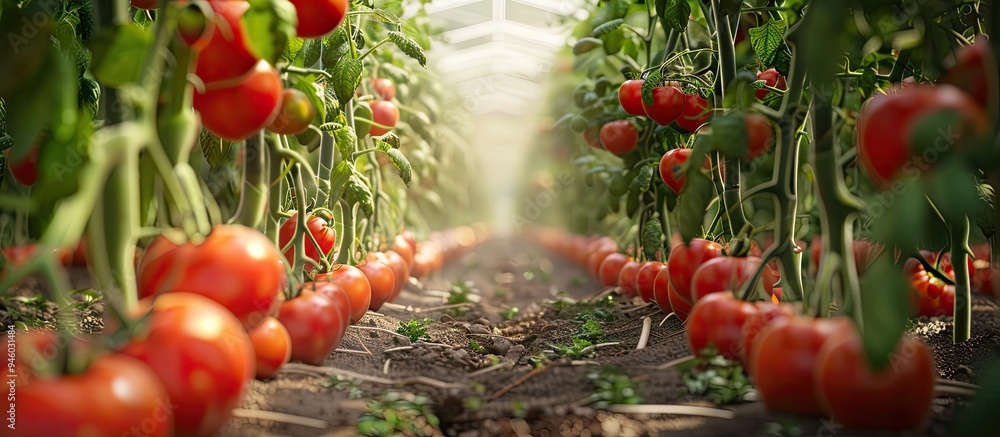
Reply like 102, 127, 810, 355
630, 164, 656, 194
976, 183, 995, 238
334, 126, 358, 161
593, 19, 625, 37
859, 256, 910, 371
658, 0, 691, 33
748, 19, 788, 67
294, 37, 317, 66
244, 0, 297, 65
573, 37, 603, 55
626, 181, 641, 216
600, 29, 625, 55
374, 138, 412, 186
709, 115, 748, 158
346, 173, 375, 217
387, 31, 426, 67
677, 170, 715, 244
322, 27, 351, 67
88, 23, 153, 88
641, 70, 661, 107
610, 168, 638, 197
331, 58, 363, 107
292, 76, 326, 129
199, 129, 236, 170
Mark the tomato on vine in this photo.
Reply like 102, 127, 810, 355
130, 0, 158, 10
742, 113, 773, 160
597, 253, 629, 287
617, 259, 642, 297
120, 293, 255, 437
4, 146, 39, 186
193, 60, 283, 141
675, 93, 712, 133
686, 292, 757, 360
599, 120, 638, 155
636, 262, 666, 303
689, 256, 762, 303
369, 100, 400, 137
358, 254, 396, 312
618, 79, 645, 116
755, 68, 787, 100
372, 78, 396, 101
278, 212, 337, 270
739, 301, 793, 370
192, 0, 258, 85
941, 37, 995, 111
658, 148, 712, 194
666, 238, 724, 306
278, 284, 350, 365
316, 265, 373, 324
248, 317, 292, 380
269, 88, 317, 135
288, 0, 349, 38
641, 85, 685, 126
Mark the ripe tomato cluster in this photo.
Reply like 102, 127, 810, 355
10, 222, 485, 436
529, 227, 940, 432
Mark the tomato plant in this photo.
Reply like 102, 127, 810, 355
636, 262, 666, 303
689, 256, 762, 303
316, 265, 372, 324
641, 85, 685, 126
278, 285, 350, 365
369, 100, 400, 137
358, 254, 396, 312
193, 61, 283, 141
279, 212, 337, 270
666, 238, 724, 306
675, 94, 712, 133
739, 302, 794, 370
686, 292, 756, 360
618, 79, 645, 116
597, 253, 630, 288
617, 259, 642, 298
755, 68, 787, 100
192, 0, 258, 85
658, 149, 711, 194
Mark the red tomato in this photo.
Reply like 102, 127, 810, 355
675, 94, 712, 133
248, 317, 292, 379
130, 0, 158, 9
4, 146, 39, 186
971, 243, 996, 295
857, 84, 988, 187
686, 293, 756, 359
400, 230, 418, 253
278, 286, 349, 365
617, 260, 643, 297
137, 224, 287, 330
278, 212, 337, 270
618, 79, 645, 116
586, 248, 617, 279
668, 282, 692, 321
120, 293, 254, 437
815, 333, 936, 431
372, 78, 396, 101
599, 120, 638, 155
16, 353, 173, 437
194, 60, 283, 141
941, 37, 995, 111
410, 249, 436, 278
809, 237, 882, 276
193, 1, 257, 85
358, 255, 395, 312
666, 238, 724, 306
752, 316, 850, 417
636, 262, 666, 303
268, 88, 316, 135
316, 264, 372, 323
743, 113, 773, 160
641, 85, 685, 125
598, 253, 630, 287
755, 68, 787, 100
689, 256, 762, 303
739, 302, 793, 371
383, 250, 411, 302
658, 148, 712, 194
369, 100, 399, 137
652, 267, 674, 315
288, 0, 349, 38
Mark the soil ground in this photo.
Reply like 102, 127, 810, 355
5, 236, 999, 436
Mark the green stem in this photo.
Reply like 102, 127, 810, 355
888, 50, 911, 83
283, 65, 333, 79
952, 217, 972, 343
335, 199, 356, 265
265, 135, 284, 245
316, 131, 335, 208
359, 37, 392, 61
235, 131, 267, 229
291, 163, 310, 278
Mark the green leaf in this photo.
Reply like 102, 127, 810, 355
322, 27, 350, 67
748, 19, 788, 67
334, 126, 358, 160
709, 115, 748, 158
244, 0, 297, 65
610, 168, 639, 197
630, 164, 656, 193
88, 23, 153, 87
375, 139, 412, 186
601, 29, 625, 55
573, 37, 603, 55
593, 19, 625, 37
331, 58, 363, 107
976, 183, 995, 238
387, 31, 426, 67
346, 172, 375, 217
327, 160, 352, 204
626, 181, 641, 216
677, 170, 715, 243
199, 129, 236, 170
659, 0, 691, 32
859, 257, 910, 371
642, 70, 661, 107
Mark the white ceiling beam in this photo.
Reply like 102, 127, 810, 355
423, 0, 488, 14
